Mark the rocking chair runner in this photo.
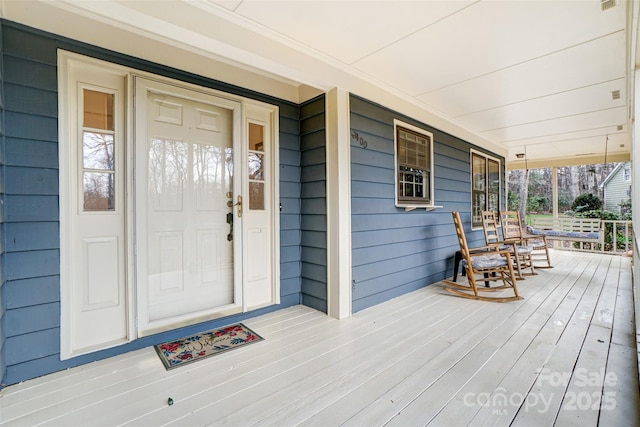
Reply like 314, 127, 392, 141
500, 210, 552, 269
443, 211, 522, 302
482, 211, 535, 278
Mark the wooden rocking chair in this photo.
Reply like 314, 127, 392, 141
500, 210, 552, 268
443, 211, 522, 302
482, 210, 535, 278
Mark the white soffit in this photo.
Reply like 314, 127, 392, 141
227, 0, 475, 65
351, 1, 623, 96
419, 32, 626, 118
458, 79, 625, 132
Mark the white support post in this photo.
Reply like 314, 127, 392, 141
326, 88, 352, 319
552, 166, 558, 218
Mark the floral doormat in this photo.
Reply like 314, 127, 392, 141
154, 323, 263, 370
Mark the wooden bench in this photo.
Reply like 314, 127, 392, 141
526, 217, 603, 246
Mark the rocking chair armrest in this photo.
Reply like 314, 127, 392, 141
502, 237, 526, 245
467, 244, 505, 255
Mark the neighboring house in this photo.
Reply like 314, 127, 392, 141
0, 20, 505, 386
601, 162, 632, 213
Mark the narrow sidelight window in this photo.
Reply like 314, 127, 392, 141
82, 89, 116, 211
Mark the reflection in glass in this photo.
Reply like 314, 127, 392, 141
194, 144, 233, 210
84, 171, 114, 210
249, 182, 264, 210
83, 132, 114, 170
83, 89, 114, 130
488, 159, 500, 192
472, 154, 486, 191
248, 152, 264, 180
249, 123, 264, 151
148, 139, 187, 211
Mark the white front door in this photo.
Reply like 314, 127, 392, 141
61, 53, 280, 355
134, 78, 243, 335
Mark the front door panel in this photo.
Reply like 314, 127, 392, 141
135, 78, 242, 335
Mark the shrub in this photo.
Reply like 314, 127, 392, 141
571, 194, 602, 213
527, 195, 549, 213
575, 209, 620, 220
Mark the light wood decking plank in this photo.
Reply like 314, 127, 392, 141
470, 254, 611, 426
127, 290, 454, 426
253, 294, 491, 427
54, 286, 444, 426
176, 296, 462, 426
506, 255, 616, 426
554, 324, 613, 426
6, 308, 334, 426
320, 263, 572, 427
599, 258, 640, 426
0, 251, 636, 427
599, 344, 640, 426
424, 255, 594, 426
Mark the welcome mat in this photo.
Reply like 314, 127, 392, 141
154, 323, 263, 370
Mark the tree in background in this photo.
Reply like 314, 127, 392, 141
508, 163, 617, 217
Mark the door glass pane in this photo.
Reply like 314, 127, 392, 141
249, 182, 264, 210
84, 89, 114, 130
82, 89, 116, 212
248, 123, 265, 210
248, 152, 264, 180
83, 132, 114, 170
249, 123, 264, 151
84, 172, 115, 210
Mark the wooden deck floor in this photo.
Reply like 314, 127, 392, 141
1, 250, 638, 426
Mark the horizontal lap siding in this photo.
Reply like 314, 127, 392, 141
350, 95, 504, 312
604, 164, 631, 212
0, 21, 303, 385
300, 96, 327, 313
0, 23, 5, 386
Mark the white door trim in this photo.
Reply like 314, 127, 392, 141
59, 50, 281, 353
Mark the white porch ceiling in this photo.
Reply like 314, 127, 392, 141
2, 0, 636, 168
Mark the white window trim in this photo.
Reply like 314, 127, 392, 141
470, 149, 502, 230
393, 119, 440, 211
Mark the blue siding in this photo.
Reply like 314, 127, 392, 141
0, 20, 304, 385
0, 21, 6, 386
299, 96, 327, 313
349, 95, 505, 312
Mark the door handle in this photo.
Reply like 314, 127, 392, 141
227, 195, 242, 218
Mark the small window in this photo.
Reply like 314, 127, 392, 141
81, 89, 116, 211
248, 122, 265, 210
471, 150, 501, 228
624, 166, 631, 182
394, 119, 434, 208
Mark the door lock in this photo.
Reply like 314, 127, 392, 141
227, 195, 243, 217
236, 195, 242, 217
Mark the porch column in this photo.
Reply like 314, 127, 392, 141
325, 87, 352, 319
552, 166, 558, 218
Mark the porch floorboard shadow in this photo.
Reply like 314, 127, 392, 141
1, 250, 638, 426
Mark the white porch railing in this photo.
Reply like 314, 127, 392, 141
552, 220, 633, 254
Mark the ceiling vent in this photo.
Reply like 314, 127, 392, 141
617, 125, 623, 131
601, 0, 617, 11
611, 90, 621, 100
